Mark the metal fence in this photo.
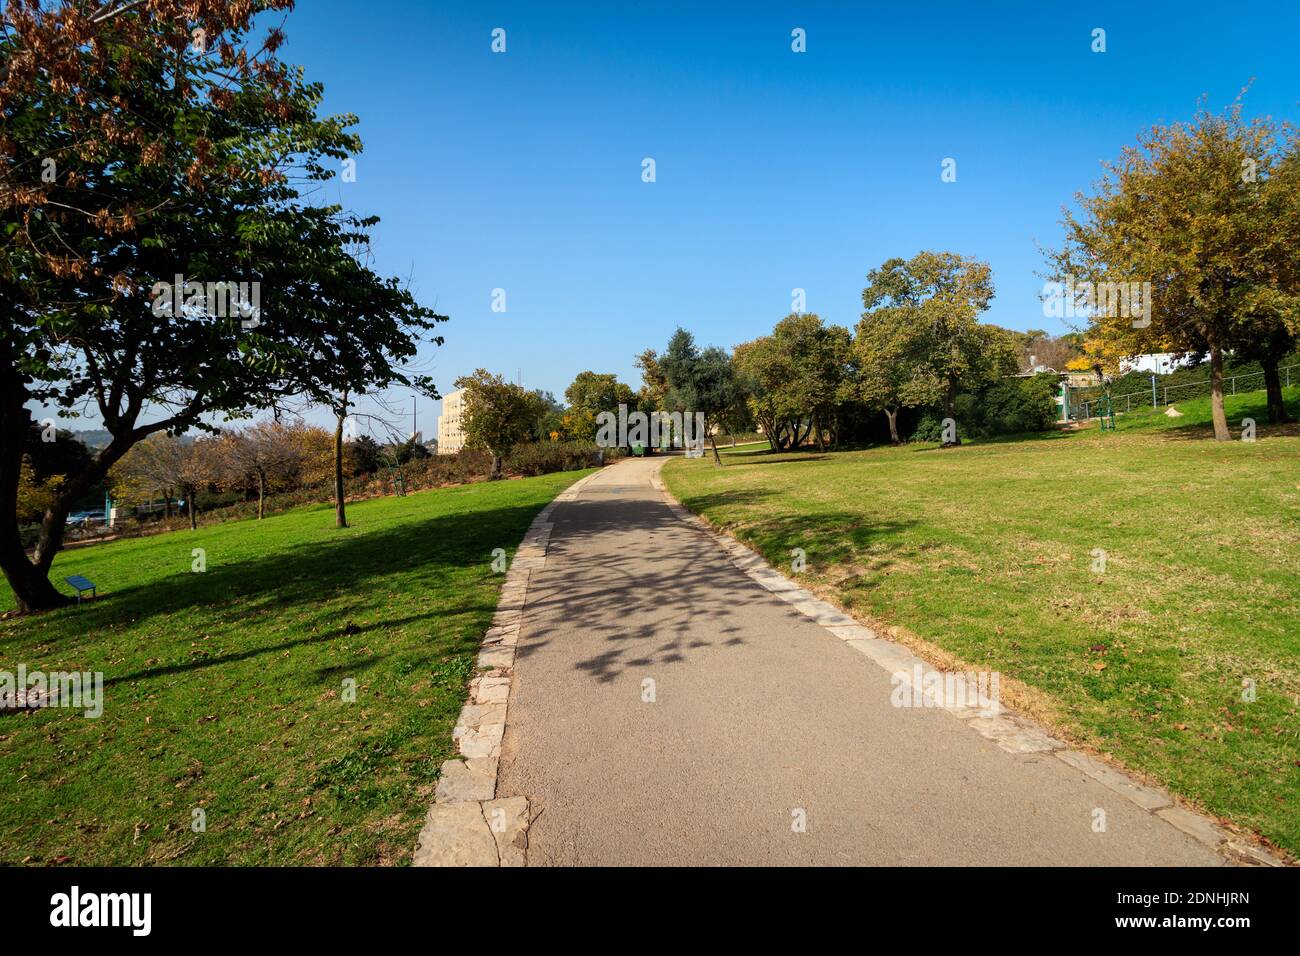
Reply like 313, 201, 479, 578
1072, 363, 1299, 421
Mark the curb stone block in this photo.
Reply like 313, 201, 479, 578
478, 645, 515, 670
472, 676, 510, 704
1156, 806, 1227, 848
454, 701, 506, 734
456, 722, 505, 759
967, 715, 1063, 754
435, 757, 498, 803
413, 802, 499, 867
484, 796, 530, 867
1224, 841, 1283, 867
1054, 750, 1171, 811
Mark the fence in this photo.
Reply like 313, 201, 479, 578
1071, 363, 1299, 421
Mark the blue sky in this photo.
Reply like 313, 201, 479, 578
46, 1, 1300, 432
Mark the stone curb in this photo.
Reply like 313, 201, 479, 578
651, 463, 1289, 868
412, 467, 607, 866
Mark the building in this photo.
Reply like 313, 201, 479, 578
1119, 352, 1196, 375
436, 389, 465, 455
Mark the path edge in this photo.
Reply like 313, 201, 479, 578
411, 468, 605, 867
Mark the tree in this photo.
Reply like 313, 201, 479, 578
1, 4, 444, 610
563, 372, 635, 441
714, 358, 755, 445
216, 422, 303, 521
348, 434, 385, 476
1050, 102, 1290, 439
531, 391, 566, 442
862, 253, 1013, 446
1014, 331, 1083, 372
855, 308, 929, 444
392, 435, 431, 464
17, 458, 63, 523
658, 328, 741, 465
112, 433, 218, 531
733, 335, 796, 451
1244, 126, 1300, 423
455, 370, 548, 479
634, 348, 669, 412
731, 314, 853, 451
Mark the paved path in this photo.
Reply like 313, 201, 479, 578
495, 457, 1226, 866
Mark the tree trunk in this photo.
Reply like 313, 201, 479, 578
255, 472, 265, 519
885, 407, 900, 444
710, 434, 722, 466
0, 398, 68, 612
334, 406, 348, 528
188, 487, 198, 530
2, 406, 129, 612
814, 417, 825, 452
1209, 345, 1230, 441
942, 380, 961, 447
1, 401, 68, 611
490, 454, 502, 480
1262, 355, 1291, 424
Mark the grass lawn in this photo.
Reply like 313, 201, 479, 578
0, 469, 591, 865
666, 388, 1300, 855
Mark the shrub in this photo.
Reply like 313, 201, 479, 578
909, 374, 1059, 441
908, 413, 947, 443
973, 374, 1059, 436
505, 441, 618, 476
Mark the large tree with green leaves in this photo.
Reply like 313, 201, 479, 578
659, 328, 740, 465
1050, 102, 1296, 438
1, 2, 444, 611
562, 371, 636, 442
454, 370, 548, 479
854, 307, 929, 444
733, 313, 854, 451
861, 253, 1015, 446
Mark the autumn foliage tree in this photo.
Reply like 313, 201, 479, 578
111, 432, 219, 530
1050, 101, 1298, 439
215, 421, 304, 519
1, 2, 444, 611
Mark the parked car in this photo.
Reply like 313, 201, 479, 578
65, 511, 103, 527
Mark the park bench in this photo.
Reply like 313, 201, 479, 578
64, 575, 97, 604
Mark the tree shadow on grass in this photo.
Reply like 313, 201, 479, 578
1151, 407, 1300, 442
3, 501, 550, 681
1118, 392, 1300, 441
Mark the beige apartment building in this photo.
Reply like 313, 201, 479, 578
436, 389, 465, 455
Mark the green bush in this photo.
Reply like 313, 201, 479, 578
973, 374, 1059, 436
908, 374, 1059, 441
505, 441, 621, 476
908, 413, 947, 443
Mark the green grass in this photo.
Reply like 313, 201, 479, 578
666, 388, 1300, 855
0, 470, 590, 865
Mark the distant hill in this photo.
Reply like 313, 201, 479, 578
70, 429, 113, 450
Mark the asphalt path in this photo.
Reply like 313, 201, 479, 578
495, 457, 1223, 866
